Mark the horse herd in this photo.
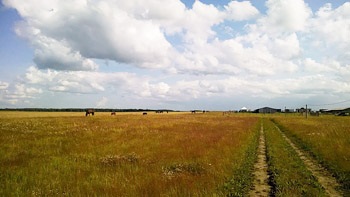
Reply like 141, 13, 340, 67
85, 109, 152, 116
85, 109, 207, 116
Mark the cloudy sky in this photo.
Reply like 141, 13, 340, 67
0, 0, 350, 110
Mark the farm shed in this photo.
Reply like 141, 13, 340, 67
322, 107, 350, 116
253, 107, 281, 114
296, 108, 311, 113
285, 109, 295, 113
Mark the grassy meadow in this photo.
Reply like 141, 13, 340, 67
272, 115, 350, 195
0, 111, 260, 196
263, 118, 325, 196
1, 111, 349, 196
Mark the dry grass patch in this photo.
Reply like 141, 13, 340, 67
0, 112, 259, 196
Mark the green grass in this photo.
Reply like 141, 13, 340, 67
272, 116, 350, 195
264, 118, 325, 196
221, 119, 260, 197
0, 112, 259, 196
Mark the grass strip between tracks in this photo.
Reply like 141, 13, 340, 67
264, 119, 325, 196
271, 117, 350, 195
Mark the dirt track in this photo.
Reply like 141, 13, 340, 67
273, 123, 342, 197
249, 123, 271, 196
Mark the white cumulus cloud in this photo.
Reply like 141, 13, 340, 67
2, 0, 350, 109
4, 0, 173, 71
261, 0, 312, 33
225, 1, 259, 21
0, 81, 9, 90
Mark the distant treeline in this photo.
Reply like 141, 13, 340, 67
0, 108, 176, 112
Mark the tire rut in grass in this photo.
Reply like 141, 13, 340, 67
273, 123, 342, 197
249, 123, 271, 197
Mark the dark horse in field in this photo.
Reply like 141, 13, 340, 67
85, 109, 95, 116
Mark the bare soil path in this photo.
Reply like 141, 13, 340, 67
273, 123, 342, 197
249, 123, 271, 197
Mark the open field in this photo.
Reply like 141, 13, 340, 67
0, 111, 260, 196
272, 115, 350, 195
1, 111, 349, 196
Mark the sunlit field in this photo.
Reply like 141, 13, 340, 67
263, 118, 325, 196
272, 115, 350, 195
0, 111, 259, 196
1, 111, 348, 196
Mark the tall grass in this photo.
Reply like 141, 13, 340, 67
272, 115, 350, 195
0, 112, 259, 196
221, 119, 260, 196
264, 118, 325, 196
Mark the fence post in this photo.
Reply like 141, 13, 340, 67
306, 104, 308, 119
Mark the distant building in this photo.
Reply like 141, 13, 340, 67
285, 109, 295, 113
322, 107, 350, 116
239, 107, 248, 112
253, 107, 281, 113
296, 107, 311, 113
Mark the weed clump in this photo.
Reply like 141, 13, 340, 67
100, 153, 139, 166
162, 162, 206, 178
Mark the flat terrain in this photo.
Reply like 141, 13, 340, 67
272, 116, 350, 196
249, 123, 270, 197
0, 112, 349, 196
0, 111, 259, 196
274, 123, 341, 196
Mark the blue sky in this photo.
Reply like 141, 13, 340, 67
0, 0, 350, 110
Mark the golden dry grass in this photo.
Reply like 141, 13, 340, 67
0, 111, 259, 196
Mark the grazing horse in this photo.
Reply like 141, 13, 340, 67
143, 112, 147, 115
85, 109, 95, 116
191, 110, 196, 114
111, 112, 116, 116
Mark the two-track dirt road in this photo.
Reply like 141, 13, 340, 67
273, 123, 342, 197
249, 120, 342, 197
